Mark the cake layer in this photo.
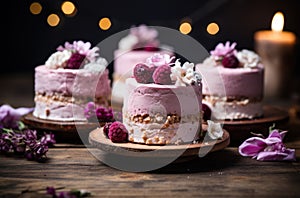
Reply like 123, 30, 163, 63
203, 95, 263, 120
123, 78, 202, 117
33, 97, 86, 121
35, 65, 111, 98
123, 78, 202, 144
124, 119, 200, 145
196, 63, 264, 99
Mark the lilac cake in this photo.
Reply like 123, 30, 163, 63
122, 54, 202, 145
112, 24, 173, 104
33, 40, 111, 121
196, 41, 264, 120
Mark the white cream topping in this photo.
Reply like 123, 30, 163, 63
118, 34, 139, 51
45, 50, 72, 69
83, 57, 108, 73
236, 49, 260, 68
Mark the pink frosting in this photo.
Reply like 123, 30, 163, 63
35, 65, 111, 97
123, 78, 202, 117
196, 63, 264, 99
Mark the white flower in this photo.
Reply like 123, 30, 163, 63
45, 50, 71, 69
236, 49, 260, 68
146, 53, 175, 67
83, 57, 108, 73
118, 34, 139, 51
207, 120, 224, 140
170, 59, 195, 86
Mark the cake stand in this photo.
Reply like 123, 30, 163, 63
88, 124, 230, 168
216, 105, 289, 146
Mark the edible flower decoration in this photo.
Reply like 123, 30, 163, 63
238, 125, 296, 161
146, 53, 175, 67
206, 120, 224, 140
45, 40, 106, 71
208, 41, 261, 69
170, 59, 197, 86
133, 53, 202, 87
118, 24, 160, 51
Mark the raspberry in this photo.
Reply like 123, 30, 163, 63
202, 103, 212, 121
108, 121, 128, 143
222, 54, 239, 68
66, 52, 86, 69
96, 107, 114, 121
152, 65, 172, 85
133, 63, 153, 83
103, 122, 113, 137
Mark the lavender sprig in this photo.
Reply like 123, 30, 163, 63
0, 129, 56, 162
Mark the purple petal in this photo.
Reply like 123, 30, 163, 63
238, 137, 267, 157
256, 148, 296, 161
264, 137, 282, 145
16, 107, 34, 116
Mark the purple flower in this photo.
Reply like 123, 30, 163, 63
0, 104, 33, 129
57, 40, 99, 62
239, 129, 296, 161
40, 133, 56, 146
210, 41, 237, 58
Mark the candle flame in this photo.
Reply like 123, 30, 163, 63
271, 12, 284, 32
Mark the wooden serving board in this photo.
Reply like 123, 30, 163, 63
88, 124, 230, 164
220, 105, 290, 146
22, 113, 101, 144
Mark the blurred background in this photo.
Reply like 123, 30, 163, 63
2, 0, 300, 107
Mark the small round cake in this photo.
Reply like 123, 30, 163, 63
196, 41, 264, 120
122, 54, 202, 145
112, 24, 173, 104
33, 40, 111, 121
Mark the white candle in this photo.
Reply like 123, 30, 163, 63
254, 11, 296, 99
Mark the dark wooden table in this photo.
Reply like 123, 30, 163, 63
1, 73, 300, 197
1, 137, 300, 197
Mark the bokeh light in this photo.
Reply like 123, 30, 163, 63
47, 14, 60, 27
207, 22, 219, 35
179, 22, 192, 34
29, 2, 42, 15
61, 1, 76, 16
99, 17, 112, 30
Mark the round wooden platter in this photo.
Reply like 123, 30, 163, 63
21, 113, 104, 144
22, 112, 100, 132
219, 105, 290, 146
88, 124, 230, 161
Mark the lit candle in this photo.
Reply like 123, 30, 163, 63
254, 11, 296, 99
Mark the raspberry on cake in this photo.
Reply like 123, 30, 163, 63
112, 24, 174, 104
122, 53, 203, 145
33, 40, 111, 121
196, 41, 264, 120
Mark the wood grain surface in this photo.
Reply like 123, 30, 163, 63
1, 139, 300, 197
